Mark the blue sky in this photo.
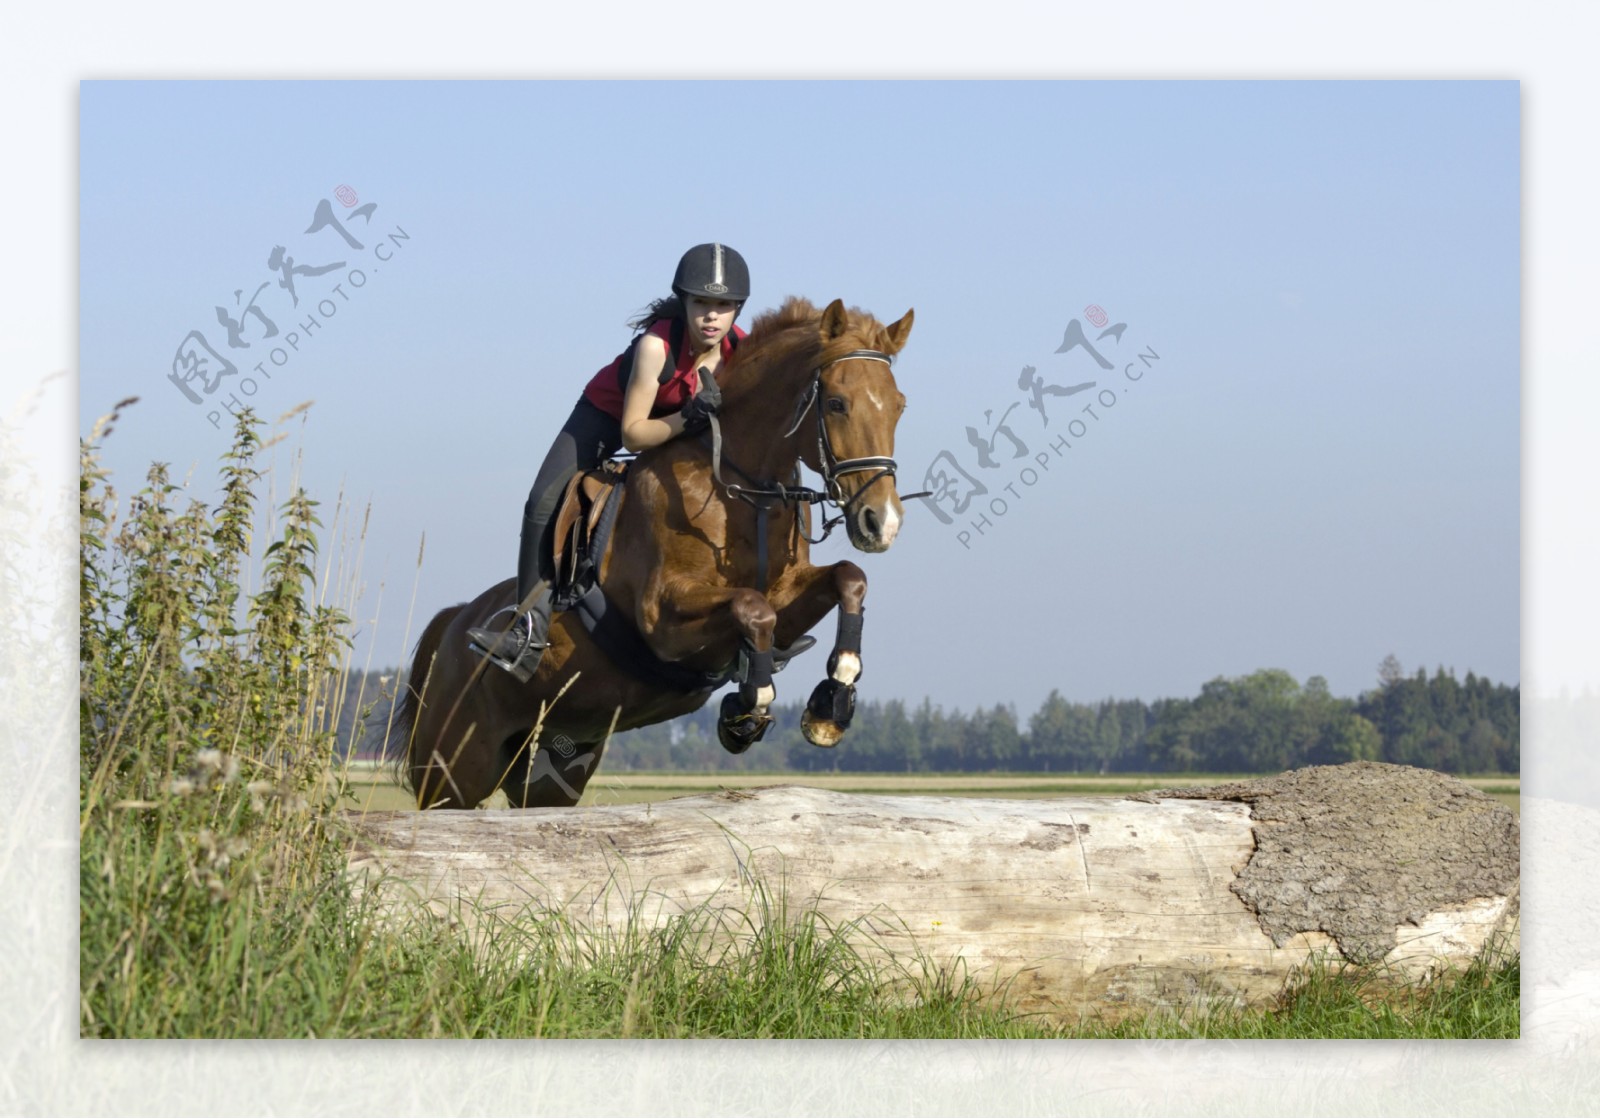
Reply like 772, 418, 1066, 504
78, 80, 1520, 713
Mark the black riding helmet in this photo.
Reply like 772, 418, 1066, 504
672, 243, 750, 308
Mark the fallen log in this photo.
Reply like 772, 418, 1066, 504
345, 762, 1519, 1023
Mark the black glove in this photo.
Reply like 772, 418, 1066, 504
680, 369, 721, 430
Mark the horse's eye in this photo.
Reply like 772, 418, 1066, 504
827, 397, 847, 415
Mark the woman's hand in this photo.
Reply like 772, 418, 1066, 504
679, 370, 721, 432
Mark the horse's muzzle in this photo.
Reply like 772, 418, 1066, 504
849, 495, 902, 552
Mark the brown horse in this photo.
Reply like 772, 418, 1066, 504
390, 296, 915, 809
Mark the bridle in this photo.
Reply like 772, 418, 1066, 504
706, 348, 930, 546
789, 348, 906, 512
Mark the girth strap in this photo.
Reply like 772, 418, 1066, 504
755, 503, 768, 595
572, 582, 733, 693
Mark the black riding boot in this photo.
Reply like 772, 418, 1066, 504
467, 511, 554, 681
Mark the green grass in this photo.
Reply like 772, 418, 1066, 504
1083, 948, 1520, 1039
78, 404, 1519, 1040
86, 835, 1522, 1038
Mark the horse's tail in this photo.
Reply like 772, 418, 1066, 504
390, 602, 465, 794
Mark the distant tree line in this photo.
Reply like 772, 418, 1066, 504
342, 655, 1518, 775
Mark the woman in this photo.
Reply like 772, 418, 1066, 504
468, 242, 751, 678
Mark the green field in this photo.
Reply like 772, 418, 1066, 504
339, 762, 1521, 814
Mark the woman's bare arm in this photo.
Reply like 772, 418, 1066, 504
619, 334, 692, 452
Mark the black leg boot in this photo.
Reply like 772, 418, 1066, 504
468, 511, 554, 681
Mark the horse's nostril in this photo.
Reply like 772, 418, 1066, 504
862, 507, 880, 535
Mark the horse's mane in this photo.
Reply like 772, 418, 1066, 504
745, 295, 823, 338
720, 295, 898, 406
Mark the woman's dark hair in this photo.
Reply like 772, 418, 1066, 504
627, 295, 683, 332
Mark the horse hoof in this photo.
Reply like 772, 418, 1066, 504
801, 709, 844, 748
718, 692, 773, 755
802, 679, 855, 748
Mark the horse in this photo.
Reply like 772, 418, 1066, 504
389, 296, 916, 809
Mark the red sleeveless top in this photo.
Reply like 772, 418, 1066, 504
581, 318, 747, 421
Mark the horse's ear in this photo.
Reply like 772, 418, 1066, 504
884, 308, 914, 355
820, 299, 849, 341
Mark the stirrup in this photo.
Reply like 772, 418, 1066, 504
468, 606, 543, 683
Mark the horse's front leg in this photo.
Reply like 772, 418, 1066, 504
767, 560, 869, 748
650, 578, 780, 754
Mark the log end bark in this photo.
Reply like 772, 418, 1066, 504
1149, 762, 1520, 966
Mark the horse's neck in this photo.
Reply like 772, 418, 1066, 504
714, 331, 822, 483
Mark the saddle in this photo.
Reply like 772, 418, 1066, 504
550, 459, 628, 611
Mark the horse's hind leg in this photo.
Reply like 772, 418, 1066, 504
410, 719, 504, 809
502, 733, 608, 808
405, 601, 526, 809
